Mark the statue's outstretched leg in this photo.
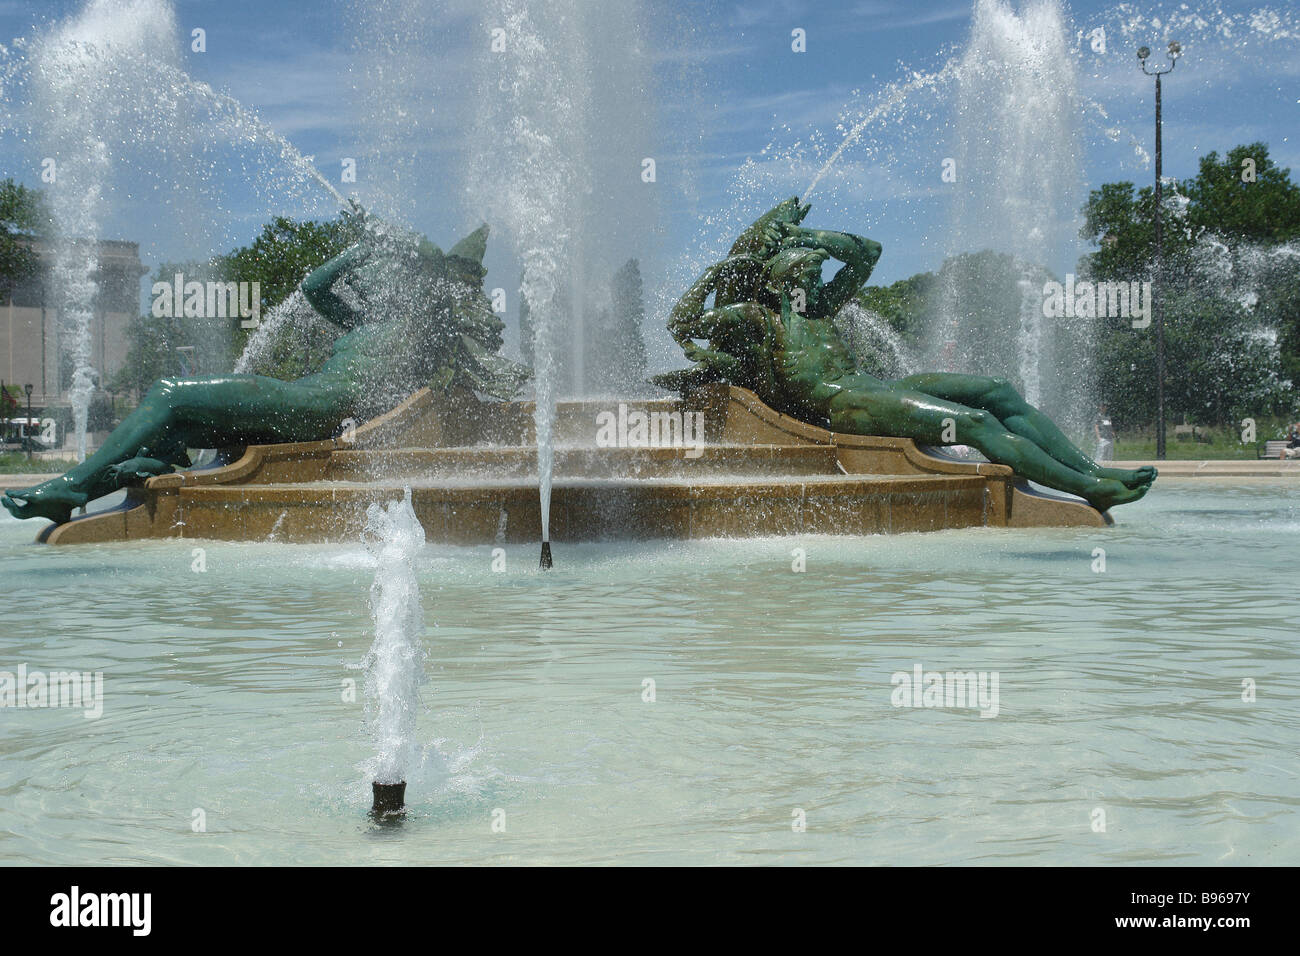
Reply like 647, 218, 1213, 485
827, 380, 1149, 511
3, 373, 355, 523
897, 373, 1156, 490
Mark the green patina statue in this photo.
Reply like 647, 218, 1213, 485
653, 198, 1155, 511
4, 197, 1153, 525
3, 212, 529, 524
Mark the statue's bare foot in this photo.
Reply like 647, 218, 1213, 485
1095, 464, 1157, 488
2, 478, 88, 524
1085, 476, 1152, 512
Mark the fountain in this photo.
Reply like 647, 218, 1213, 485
467, 0, 660, 567
937, 0, 1084, 421
679, 0, 1092, 435
4, 0, 1184, 546
17, 191, 1126, 542
3, 0, 1298, 870
25, 1, 183, 461
361, 487, 427, 820
466, 0, 583, 568
834, 302, 917, 381
796, 0, 1089, 424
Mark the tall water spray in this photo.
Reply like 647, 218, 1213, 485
14, 0, 348, 455
468, 0, 585, 566
347, 0, 437, 229
938, 0, 1085, 418
469, 0, 656, 565
28, 0, 182, 459
713, 0, 1086, 423
362, 488, 427, 817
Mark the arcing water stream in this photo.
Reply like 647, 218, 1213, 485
4, 0, 347, 456
700, 0, 1300, 433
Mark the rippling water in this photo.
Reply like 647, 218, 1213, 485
1, 480, 1297, 865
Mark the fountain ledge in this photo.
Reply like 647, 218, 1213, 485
36, 384, 1108, 545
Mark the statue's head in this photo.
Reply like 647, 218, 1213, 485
763, 246, 827, 296
769, 196, 812, 225
728, 197, 813, 263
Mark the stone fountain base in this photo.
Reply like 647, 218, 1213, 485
37, 383, 1107, 545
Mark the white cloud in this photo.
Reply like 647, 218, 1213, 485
851, 2, 971, 31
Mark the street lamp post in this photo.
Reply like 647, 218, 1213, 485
23, 384, 33, 461
1138, 41, 1181, 460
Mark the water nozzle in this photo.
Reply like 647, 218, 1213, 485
371, 780, 406, 820
540, 540, 553, 570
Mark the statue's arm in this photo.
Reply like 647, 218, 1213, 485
667, 258, 744, 350
301, 244, 372, 329
782, 227, 882, 317
668, 255, 764, 335
672, 302, 772, 345
667, 261, 724, 336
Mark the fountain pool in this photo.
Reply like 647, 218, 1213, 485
2, 479, 1296, 865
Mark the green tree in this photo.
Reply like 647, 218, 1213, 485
1255, 261, 1300, 389
110, 294, 188, 401
596, 258, 648, 392
855, 270, 937, 344
1182, 144, 1300, 244
112, 215, 363, 397
215, 215, 364, 381
0, 179, 49, 299
1080, 144, 1300, 279
1094, 292, 1288, 429
146, 258, 237, 378
216, 215, 364, 362
1079, 142, 1299, 426
218, 216, 362, 318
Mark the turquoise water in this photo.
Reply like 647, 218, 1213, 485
1, 480, 1296, 865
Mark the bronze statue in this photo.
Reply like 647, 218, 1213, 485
6, 197, 1153, 525
3, 211, 528, 524
653, 198, 1155, 511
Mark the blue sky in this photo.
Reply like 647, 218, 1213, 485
1, 0, 1296, 350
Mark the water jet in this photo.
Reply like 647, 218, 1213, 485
362, 488, 426, 821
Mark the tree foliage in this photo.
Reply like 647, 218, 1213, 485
114, 214, 364, 395
0, 179, 49, 299
591, 258, 648, 393
1079, 141, 1298, 426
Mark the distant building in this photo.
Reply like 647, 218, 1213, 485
1, 238, 146, 411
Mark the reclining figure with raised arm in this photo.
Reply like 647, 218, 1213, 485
653, 198, 1155, 511
3, 211, 529, 524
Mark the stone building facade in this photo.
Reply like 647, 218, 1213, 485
1, 238, 145, 419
